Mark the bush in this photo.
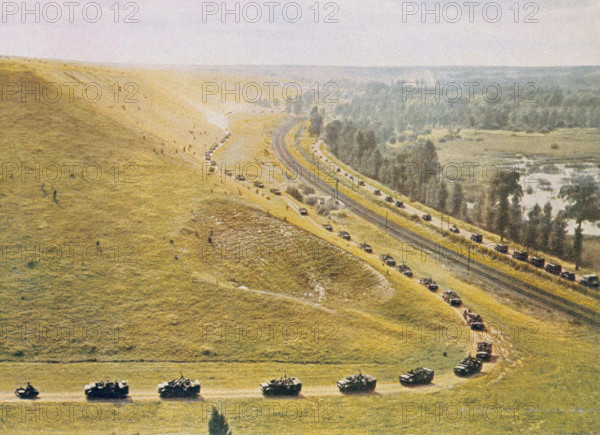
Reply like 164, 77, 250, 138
551, 143, 559, 150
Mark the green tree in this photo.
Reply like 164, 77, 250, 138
508, 194, 523, 243
559, 176, 600, 269
209, 408, 232, 435
539, 202, 553, 249
438, 181, 448, 213
550, 210, 569, 258
450, 183, 464, 218
524, 204, 542, 250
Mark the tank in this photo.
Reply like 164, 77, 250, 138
15, 382, 39, 399
338, 231, 351, 240
463, 309, 485, 331
85, 380, 129, 399
360, 243, 373, 253
395, 201, 404, 208
422, 214, 432, 222
381, 254, 396, 267
385, 196, 394, 203
158, 374, 201, 398
260, 375, 302, 396
399, 367, 434, 386
476, 342, 493, 361
449, 225, 460, 234
454, 356, 483, 377
396, 264, 413, 277
420, 278, 438, 291
323, 224, 333, 232
470, 233, 483, 243
337, 373, 377, 394
442, 290, 462, 307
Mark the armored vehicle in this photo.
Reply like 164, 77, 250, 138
442, 290, 462, 307
476, 342, 493, 361
395, 200, 405, 208
385, 196, 394, 203
15, 382, 39, 399
85, 380, 129, 399
561, 271, 576, 281
373, 189, 381, 196
396, 264, 413, 277
235, 175, 246, 182
323, 224, 333, 232
454, 356, 483, 377
494, 244, 509, 254
463, 309, 485, 331
299, 208, 309, 216
529, 257, 545, 268
512, 251, 528, 261
581, 275, 600, 288
422, 214, 432, 222
470, 233, 483, 243
260, 375, 302, 396
420, 277, 438, 291
270, 188, 281, 196
381, 254, 396, 267
158, 374, 201, 398
253, 181, 265, 189
360, 243, 373, 253
449, 225, 460, 234
399, 368, 434, 386
337, 373, 377, 394
545, 263, 562, 275
338, 231, 351, 240
358, 180, 366, 186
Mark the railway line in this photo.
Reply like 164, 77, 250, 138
272, 119, 600, 327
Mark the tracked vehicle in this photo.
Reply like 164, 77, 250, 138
158, 374, 201, 398
260, 375, 302, 397
470, 233, 483, 243
337, 373, 377, 394
529, 257, 545, 268
463, 309, 485, 331
399, 368, 434, 386
85, 380, 129, 399
420, 277, 438, 291
442, 290, 462, 307
512, 251, 528, 261
15, 382, 39, 399
476, 342, 493, 362
454, 356, 482, 377
494, 244, 509, 254
381, 254, 396, 267
396, 264, 413, 277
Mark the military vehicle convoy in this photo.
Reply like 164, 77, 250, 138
449, 225, 460, 234
337, 373, 377, 394
420, 277, 438, 291
360, 243, 373, 253
260, 375, 302, 396
399, 368, 434, 386
85, 380, 129, 399
454, 356, 483, 377
158, 374, 201, 398
545, 263, 562, 275
338, 231, 351, 240
323, 224, 333, 232
395, 200, 405, 208
512, 250, 528, 261
422, 214, 432, 222
385, 196, 394, 203
581, 275, 600, 288
442, 290, 462, 307
529, 256, 545, 268
396, 264, 413, 277
15, 382, 39, 399
494, 244, 509, 254
476, 342, 493, 362
470, 233, 483, 243
561, 271, 576, 281
463, 309, 485, 331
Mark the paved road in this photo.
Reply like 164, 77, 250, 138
272, 118, 600, 326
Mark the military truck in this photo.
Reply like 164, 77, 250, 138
529, 257, 545, 268
422, 214, 432, 222
399, 368, 434, 386
381, 254, 396, 267
270, 188, 281, 196
449, 225, 460, 234
260, 375, 302, 396
360, 243, 373, 253
494, 244, 509, 254
463, 309, 485, 331
158, 374, 201, 398
396, 264, 413, 277
545, 263, 562, 275
454, 356, 483, 377
85, 380, 129, 399
470, 233, 483, 243
420, 277, 438, 291
512, 250, 528, 261
374, 189, 382, 196
442, 290, 462, 307
581, 275, 600, 288
358, 180, 366, 187
396, 200, 405, 208
476, 342, 493, 362
15, 382, 39, 399
338, 231, 351, 240
337, 373, 377, 394
561, 271, 576, 281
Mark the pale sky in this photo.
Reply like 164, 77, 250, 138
1, 0, 599, 66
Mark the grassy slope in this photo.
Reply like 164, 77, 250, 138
0, 60, 598, 434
